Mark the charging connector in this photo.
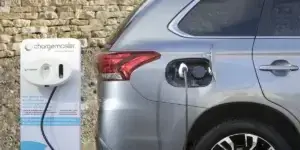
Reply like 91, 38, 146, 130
178, 63, 188, 78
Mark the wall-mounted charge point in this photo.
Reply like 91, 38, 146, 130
20, 38, 81, 150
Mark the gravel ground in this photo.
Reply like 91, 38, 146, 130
0, 47, 101, 150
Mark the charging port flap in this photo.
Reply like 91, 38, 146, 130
165, 58, 213, 88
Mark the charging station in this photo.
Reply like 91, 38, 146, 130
20, 38, 81, 150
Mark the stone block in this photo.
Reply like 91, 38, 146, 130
70, 19, 89, 26
75, 10, 95, 19
22, 33, 42, 39
11, 0, 21, 6
4, 27, 20, 35
39, 6, 57, 12
91, 31, 107, 38
105, 5, 119, 12
1, 20, 14, 27
95, 11, 108, 19
41, 33, 57, 38
83, 6, 105, 11
23, 13, 38, 19
0, 34, 12, 43
70, 31, 83, 38
53, 0, 87, 6
10, 6, 38, 13
0, 13, 23, 19
0, 25, 3, 32
59, 12, 75, 19
48, 27, 56, 33
69, 25, 78, 31
89, 0, 105, 5
31, 19, 69, 26
0, 50, 14, 58
57, 5, 82, 12
57, 26, 71, 32
39, 11, 58, 19
104, 0, 117, 4
0, 43, 7, 51
119, 6, 135, 11
79, 24, 104, 32
49, 19, 69, 26
30, 20, 51, 26
10, 43, 20, 51
14, 19, 31, 27
22, 26, 48, 34
117, 0, 141, 5
89, 19, 105, 26
21, 0, 51, 6
89, 38, 106, 47
106, 18, 118, 25
13, 34, 23, 42
58, 32, 71, 38
82, 31, 91, 38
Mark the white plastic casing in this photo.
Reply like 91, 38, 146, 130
20, 38, 81, 150
178, 63, 188, 78
21, 57, 73, 87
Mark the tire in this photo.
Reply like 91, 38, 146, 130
193, 120, 291, 150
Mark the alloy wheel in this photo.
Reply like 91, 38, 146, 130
211, 133, 275, 150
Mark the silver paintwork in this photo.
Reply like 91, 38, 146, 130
97, 0, 300, 149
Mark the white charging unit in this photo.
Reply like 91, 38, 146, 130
20, 38, 81, 150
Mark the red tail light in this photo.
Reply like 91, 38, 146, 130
96, 51, 160, 81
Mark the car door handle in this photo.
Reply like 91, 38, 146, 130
259, 64, 299, 71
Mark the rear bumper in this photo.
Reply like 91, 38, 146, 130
96, 82, 187, 150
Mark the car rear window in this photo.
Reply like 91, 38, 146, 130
177, 0, 264, 36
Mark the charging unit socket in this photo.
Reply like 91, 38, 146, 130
22, 58, 72, 87
20, 38, 81, 150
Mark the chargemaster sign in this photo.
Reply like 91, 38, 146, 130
20, 38, 81, 150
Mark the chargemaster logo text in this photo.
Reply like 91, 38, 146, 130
33, 43, 75, 51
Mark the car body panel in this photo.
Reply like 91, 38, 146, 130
253, 38, 300, 125
98, 82, 159, 150
97, 82, 205, 150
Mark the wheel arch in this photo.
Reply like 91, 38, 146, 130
186, 102, 300, 150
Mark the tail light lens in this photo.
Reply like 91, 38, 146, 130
97, 51, 160, 81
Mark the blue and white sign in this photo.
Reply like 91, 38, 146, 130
20, 38, 81, 150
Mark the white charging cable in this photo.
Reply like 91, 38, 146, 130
178, 63, 189, 142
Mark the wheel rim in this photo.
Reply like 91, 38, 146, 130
211, 133, 275, 150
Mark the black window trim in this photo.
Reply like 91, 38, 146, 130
168, 0, 256, 39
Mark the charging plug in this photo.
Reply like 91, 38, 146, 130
21, 58, 73, 87
178, 63, 188, 78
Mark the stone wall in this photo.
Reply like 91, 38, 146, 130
0, 0, 141, 57
0, 0, 142, 149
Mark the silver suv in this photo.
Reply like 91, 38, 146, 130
96, 0, 300, 149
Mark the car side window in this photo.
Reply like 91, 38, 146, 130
177, 0, 264, 36
257, 0, 300, 36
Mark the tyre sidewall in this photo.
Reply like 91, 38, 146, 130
193, 120, 291, 150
